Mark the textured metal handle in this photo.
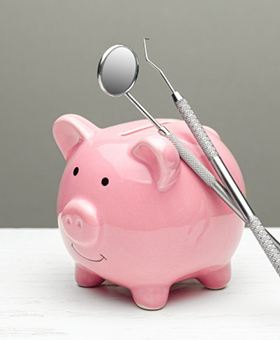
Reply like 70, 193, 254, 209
166, 132, 216, 187
248, 216, 280, 276
167, 132, 247, 220
176, 98, 280, 277
176, 98, 218, 159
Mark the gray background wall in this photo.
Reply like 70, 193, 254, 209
0, 0, 280, 228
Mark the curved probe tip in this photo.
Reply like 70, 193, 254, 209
142, 37, 175, 94
143, 37, 150, 62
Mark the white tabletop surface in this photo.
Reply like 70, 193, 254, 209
0, 228, 279, 340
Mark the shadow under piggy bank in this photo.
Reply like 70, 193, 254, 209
78, 279, 218, 311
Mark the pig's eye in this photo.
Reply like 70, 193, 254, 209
73, 167, 79, 176
101, 177, 109, 186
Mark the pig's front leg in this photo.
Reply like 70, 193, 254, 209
197, 263, 231, 290
75, 264, 104, 287
131, 285, 170, 310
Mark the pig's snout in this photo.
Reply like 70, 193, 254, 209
59, 199, 101, 246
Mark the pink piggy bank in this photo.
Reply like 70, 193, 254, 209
53, 114, 245, 310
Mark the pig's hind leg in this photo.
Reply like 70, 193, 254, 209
131, 285, 170, 310
197, 263, 231, 290
75, 264, 104, 287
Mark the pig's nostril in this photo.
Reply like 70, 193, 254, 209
66, 217, 72, 225
63, 215, 83, 229
76, 219, 83, 229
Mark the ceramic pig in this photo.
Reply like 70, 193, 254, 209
53, 114, 245, 310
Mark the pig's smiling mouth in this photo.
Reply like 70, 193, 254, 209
71, 243, 107, 262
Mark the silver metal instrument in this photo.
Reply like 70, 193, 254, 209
97, 45, 245, 221
97, 45, 165, 134
143, 38, 280, 275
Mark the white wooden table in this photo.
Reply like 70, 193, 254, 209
0, 228, 279, 339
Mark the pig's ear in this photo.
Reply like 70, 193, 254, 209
53, 114, 99, 160
131, 135, 180, 192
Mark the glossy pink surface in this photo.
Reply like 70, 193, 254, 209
53, 114, 245, 310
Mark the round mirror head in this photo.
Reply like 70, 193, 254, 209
97, 45, 139, 96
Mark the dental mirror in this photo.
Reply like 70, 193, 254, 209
97, 44, 166, 133
97, 45, 139, 96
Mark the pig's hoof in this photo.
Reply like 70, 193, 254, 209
75, 264, 104, 287
197, 263, 231, 290
131, 285, 169, 310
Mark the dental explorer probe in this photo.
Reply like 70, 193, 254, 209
143, 38, 280, 275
